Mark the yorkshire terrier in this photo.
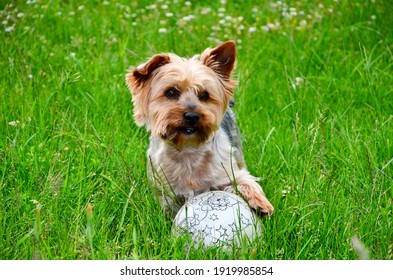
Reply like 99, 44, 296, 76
126, 41, 274, 217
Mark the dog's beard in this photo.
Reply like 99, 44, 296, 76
161, 121, 217, 147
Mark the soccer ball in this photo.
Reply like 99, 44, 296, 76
173, 191, 260, 247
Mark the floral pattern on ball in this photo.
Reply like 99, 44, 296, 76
174, 191, 259, 247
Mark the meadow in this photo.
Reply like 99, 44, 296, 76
0, 0, 392, 260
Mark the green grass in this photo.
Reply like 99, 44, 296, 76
1, 0, 392, 260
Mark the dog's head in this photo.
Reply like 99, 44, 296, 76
126, 41, 236, 147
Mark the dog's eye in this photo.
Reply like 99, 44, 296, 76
165, 88, 180, 100
199, 91, 209, 101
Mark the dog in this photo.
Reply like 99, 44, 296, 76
126, 40, 274, 217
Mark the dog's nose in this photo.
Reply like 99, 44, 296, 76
183, 112, 200, 125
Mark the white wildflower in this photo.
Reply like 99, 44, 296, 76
201, 8, 211, 15
78, 5, 85, 11
299, 20, 307, 26
270, 2, 278, 8
267, 23, 276, 29
165, 12, 173, 17
9, 120, 20, 127
262, 23, 276, 32
185, 1, 192, 6
17, 13, 25, 18
158, 28, 167, 33
248, 27, 257, 33
183, 15, 195, 21
295, 77, 304, 87
5, 25, 15, 32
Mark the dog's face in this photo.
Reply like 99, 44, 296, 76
126, 41, 236, 147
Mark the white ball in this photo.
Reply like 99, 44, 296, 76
173, 191, 260, 247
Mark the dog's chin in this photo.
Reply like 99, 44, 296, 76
161, 125, 214, 147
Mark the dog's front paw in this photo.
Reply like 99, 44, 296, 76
238, 184, 274, 216
248, 194, 274, 216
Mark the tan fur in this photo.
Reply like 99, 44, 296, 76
126, 41, 274, 216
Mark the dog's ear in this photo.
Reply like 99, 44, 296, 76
201, 40, 236, 78
126, 54, 170, 90
126, 54, 170, 126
